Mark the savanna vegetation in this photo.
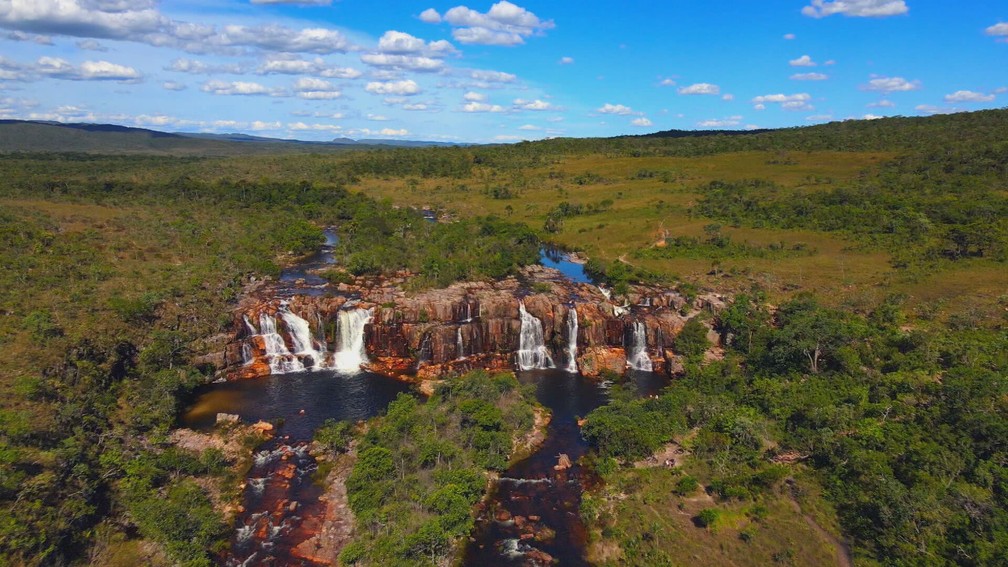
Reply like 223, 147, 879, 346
331, 371, 537, 566
0, 108, 1005, 565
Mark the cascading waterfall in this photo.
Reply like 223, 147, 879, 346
565, 306, 579, 373
259, 313, 306, 374
332, 308, 372, 373
456, 327, 466, 360
243, 314, 258, 336
516, 302, 554, 371
279, 309, 328, 370
626, 320, 653, 372
241, 343, 254, 366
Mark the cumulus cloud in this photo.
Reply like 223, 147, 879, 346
513, 98, 553, 110
201, 80, 281, 96
360, 53, 445, 72
168, 58, 243, 75
419, 8, 441, 23
37, 57, 142, 82
791, 72, 829, 80
76, 38, 105, 50
862, 76, 921, 92
783, 33, 796, 40
802, 0, 908, 18
789, 54, 816, 67
558, 56, 574, 65
915, 104, 954, 115
376, 30, 454, 56
429, 1, 554, 46
463, 91, 486, 101
944, 90, 995, 103
7, 30, 53, 44
0, 0, 354, 55
365, 79, 420, 95
659, 78, 676, 86
631, 117, 652, 127
292, 77, 341, 99
752, 93, 813, 111
518, 124, 540, 130
987, 22, 1008, 39
678, 83, 720, 95
462, 101, 505, 112
162, 81, 186, 91
470, 69, 516, 83
698, 115, 743, 128
596, 103, 633, 115
722, 94, 734, 101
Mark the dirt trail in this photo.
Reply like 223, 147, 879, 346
786, 490, 853, 567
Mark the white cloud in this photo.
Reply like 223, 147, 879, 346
365, 79, 420, 95
402, 103, 428, 111
463, 91, 486, 101
789, 55, 816, 67
250, 0, 333, 5
915, 104, 954, 115
470, 69, 516, 83
462, 101, 505, 112
518, 124, 540, 130
862, 76, 921, 92
37, 57, 142, 82
354, 127, 409, 137
360, 53, 444, 72
6, 30, 53, 44
288, 122, 343, 133
168, 58, 243, 75
419, 8, 441, 23
944, 90, 995, 103
250, 120, 282, 130
867, 99, 895, 108
162, 80, 186, 91
752, 93, 813, 111
678, 83, 720, 95
698, 115, 743, 128
802, 0, 908, 18
293, 77, 341, 99
320, 66, 362, 79
987, 22, 1008, 40
201, 80, 281, 96
376, 30, 454, 56
659, 78, 676, 86
805, 114, 833, 122
0, 1, 355, 55
75, 38, 105, 51
722, 93, 734, 101
513, 98, 553, 110
862, 113, 884, 120
437, 1, 554, 46
367, 113, 389, 121
631, 117, 652, 127
597, 103, 633, 115
783, 33, 796, 40
791, 72, 829, 81
558, 56, 574, 65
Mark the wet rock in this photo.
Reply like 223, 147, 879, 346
216, 413, 240, 425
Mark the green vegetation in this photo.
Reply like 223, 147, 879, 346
583, 293, 1008, 565
337, 371, 537, 566
1, 109, 1006, 565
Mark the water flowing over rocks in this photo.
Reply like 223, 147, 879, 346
217, 264, 725, 382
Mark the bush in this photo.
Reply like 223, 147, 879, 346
675, 318, 710, 358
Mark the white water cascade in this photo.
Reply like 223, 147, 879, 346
626, 321, 653, 372
565, 306, 579, 373
279, 309, 329, 370
517, 302, 554, 371
456, 327, 466, 360
332, 308, 372, 373
258, 313, 306, 374
241, 343, 254, 366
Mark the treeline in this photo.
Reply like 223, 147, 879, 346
583, 293, 1008, 564
692, 143, 1008, 267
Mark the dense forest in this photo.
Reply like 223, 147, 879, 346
0, 109, 1006, 565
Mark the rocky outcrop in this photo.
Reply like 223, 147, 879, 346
219, 265, 727, 381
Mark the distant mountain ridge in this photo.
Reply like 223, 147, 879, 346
0, 120, 467, 155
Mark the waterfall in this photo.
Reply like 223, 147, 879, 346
259, 313, 306, 374
456, 327, 466, 360
565, 307, 578, 373
333, 308, 372, 373
598, 285, 611, 301
279, 309, 328, 370
243, 314, 258, 335
517, 302, 554, 371
241, 342, 254, 366
626, 321, 653, 372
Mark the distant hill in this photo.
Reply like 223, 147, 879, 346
0, 120, 466, 156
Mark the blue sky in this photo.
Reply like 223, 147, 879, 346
0, 0, 1004, 143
